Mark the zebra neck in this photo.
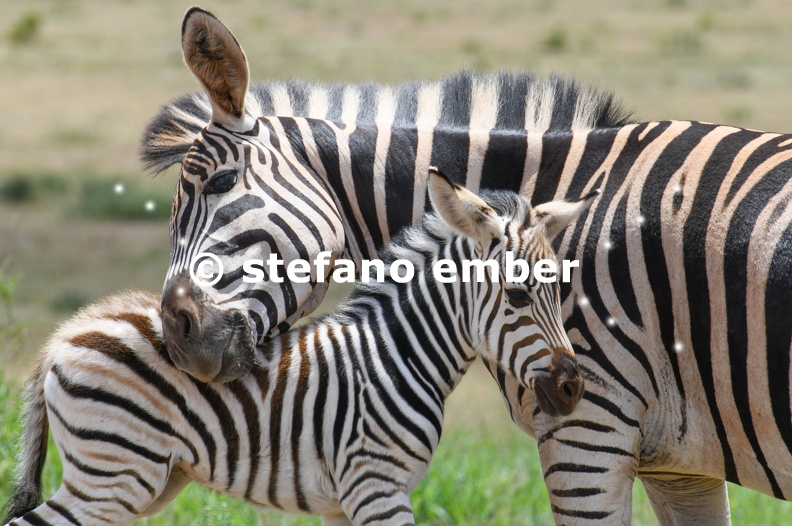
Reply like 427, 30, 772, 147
264, 262, 479, 401
286, 116, 628, 264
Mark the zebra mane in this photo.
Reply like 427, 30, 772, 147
139, 70, 634, 174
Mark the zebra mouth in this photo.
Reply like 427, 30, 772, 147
534, 383, 563, 417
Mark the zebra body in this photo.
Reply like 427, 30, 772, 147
142, 8, 792, 524
3, 173, 589, 525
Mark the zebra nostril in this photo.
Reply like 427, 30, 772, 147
178, 313, 192, 342
559, 378, 580, 404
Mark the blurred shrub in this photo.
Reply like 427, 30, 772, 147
659, 29, 703, 55
698, 12, 714, 31
76, 179, 170, 220
542, 28, 567, 53
7, 11, 42, 45
37, 174, 70, 194
0, 173, 73, 203
724, 105, 752, 125
50, 291, 89, 313
0, 272, 25, 351
0, 177, 35, 203
718, 70, 752, 90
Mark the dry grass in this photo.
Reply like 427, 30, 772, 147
3, 0, 792, 356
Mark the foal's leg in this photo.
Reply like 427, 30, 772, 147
138, 466, 192, 518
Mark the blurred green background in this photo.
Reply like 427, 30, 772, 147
2, 0, 792, 523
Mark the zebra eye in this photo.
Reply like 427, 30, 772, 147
204, 170, 238, 195
506, 288, 534, 308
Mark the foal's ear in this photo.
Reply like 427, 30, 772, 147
428, 167, 502, 245
182, 7, 249, 127
533, 189, 600, 242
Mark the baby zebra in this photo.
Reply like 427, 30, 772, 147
4, 170, 593, 526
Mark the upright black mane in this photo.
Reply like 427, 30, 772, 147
140, 70, 634, 174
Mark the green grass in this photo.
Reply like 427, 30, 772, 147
1, 377, 791, 525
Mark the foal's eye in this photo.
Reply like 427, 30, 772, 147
204, 170, 238, 195
506, 288, 534, 308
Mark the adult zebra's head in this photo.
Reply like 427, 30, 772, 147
427, 169, 593, 416
156, 8, 345, 382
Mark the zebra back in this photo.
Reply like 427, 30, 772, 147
140, 70, 634, 173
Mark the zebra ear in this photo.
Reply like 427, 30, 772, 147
428, 167, 502, 245
181, 7, 250, 127
533, 189, 600, 242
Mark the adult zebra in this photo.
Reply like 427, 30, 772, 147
3, 172, 590, 525
144, 7, 791, 524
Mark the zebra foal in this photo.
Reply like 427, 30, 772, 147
3, 171, 592, 526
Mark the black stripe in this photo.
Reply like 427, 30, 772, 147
311, 331, 330, 482
544, 463, 608, 477
581, 392, 640, 428
765, 219, 792, 484
438, 72, 472, 127
531, 130, 572, 205
552, 487, 605, 498
430, 127, 470, 194
268, 346, 291, 507
495, 72, 527, 129
326, 84, 344, 122
330, 325, 351, 472
538, 419, 616, 445
479, 129, 527, 193
44, 501, 80, 526
363, 505, 413, 524
17, 511, 48, 526
291, 332, 311, 512
607, 194, 643, 328
227, 381, 262, 501
394, 81, 419, 125
348, 124, 384, 248
62, 451, 154, 496
286, 81, 309, 116
384, 126, 419, 238
548, 77, 580, 130
551, 505, 613, 520
251, 83, 275, 115
555, 438, 634, 457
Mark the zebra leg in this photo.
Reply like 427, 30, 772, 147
6, 482, 144, 526
337, 487, 415, 526
640, 474, 731, 526
535, 403, 643, 525
138, 467, 192, 518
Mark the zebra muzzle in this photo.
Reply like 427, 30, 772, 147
534, 354, 584, 417
161, 271, 256, 383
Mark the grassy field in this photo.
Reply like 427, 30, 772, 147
2, 0, 792, 523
